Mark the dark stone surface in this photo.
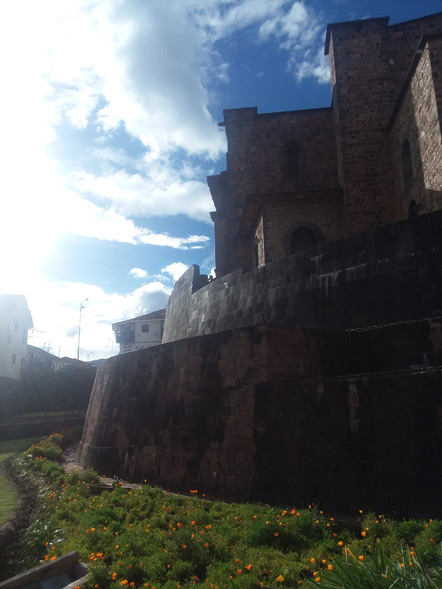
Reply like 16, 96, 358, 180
163, 210, 442, 343
79, 321, 442, 516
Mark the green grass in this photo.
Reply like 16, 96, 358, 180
0, 437, 42, 526
0, 437, 42, 461
7, 436, 442, 588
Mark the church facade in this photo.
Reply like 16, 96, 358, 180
209, 13, 442, 278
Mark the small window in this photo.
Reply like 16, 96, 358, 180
141, 324, 149, 333
401, 139, 413, 186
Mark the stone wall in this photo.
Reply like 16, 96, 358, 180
163, 210, 442, 343
263, 191, 343, 263
78, 321, 442, 516
387, 14, 442, 91
389, 37, 442, 217
209, 107, 340, 275
327, 18, 398, 232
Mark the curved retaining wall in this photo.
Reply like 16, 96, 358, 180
78, 322, 442, 516
163, 210, 442, 342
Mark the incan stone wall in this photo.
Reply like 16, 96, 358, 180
163, 210, 442, 344
78, 320, 442, 515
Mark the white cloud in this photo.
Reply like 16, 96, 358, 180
73, 168, 215, 223
258, 1, 330, 84
129, 268, 148, 279
161, 262, 190, 282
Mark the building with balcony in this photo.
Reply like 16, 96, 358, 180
112, 309, 166, 354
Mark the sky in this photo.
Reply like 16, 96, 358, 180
1, 0, 441, 361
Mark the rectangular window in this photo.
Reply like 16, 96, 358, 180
141, 324, 149, 333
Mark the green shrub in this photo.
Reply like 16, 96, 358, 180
7, 435, 442, 589
65, 469, 100, 485
28, 434, 63, 462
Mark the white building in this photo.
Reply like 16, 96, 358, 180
0, 294, 33, 390
112, 309, 166, 354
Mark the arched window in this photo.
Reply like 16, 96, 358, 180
401, 139, 413, 186
290, 227, 317, 254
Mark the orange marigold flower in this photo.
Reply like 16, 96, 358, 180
327, 564, 333, 571
315, 578, 321, 584
120, 582, 128, 586
358, 555, 364, 562
274, 532, 279, 537
245, 564, 252, 571
338, 541, 344, 547
310, 557, 316, 563
361, 531, 367, 538
237, 569, 242, 575
276, 575, 284, 583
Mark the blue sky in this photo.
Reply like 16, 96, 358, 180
1, 0, 441, 360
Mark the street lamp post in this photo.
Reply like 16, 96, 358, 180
77, 298, 89, 361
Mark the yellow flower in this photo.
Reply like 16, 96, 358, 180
338, 541, 344, 547
315, 578, 321, 584
361, 531, 367, 538
327, 564, 333, 571
276, 575, 284, 583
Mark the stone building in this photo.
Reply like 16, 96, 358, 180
78, 12, 442, 515
209, 13, 442, 278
